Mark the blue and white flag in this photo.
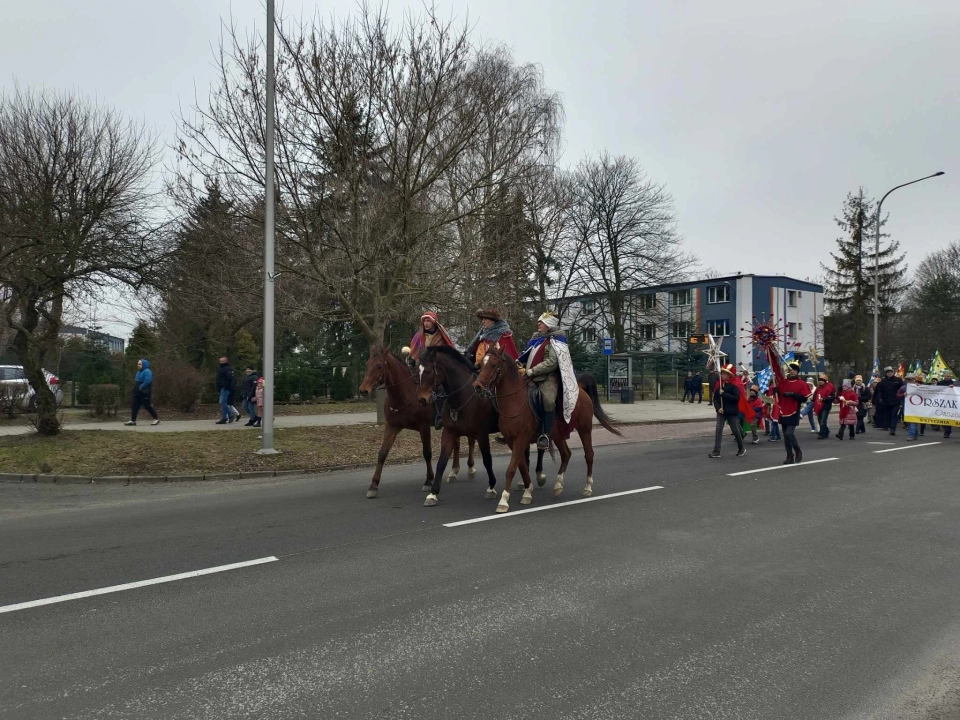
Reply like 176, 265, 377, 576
869, 357, 881, 384
756, 352, 795, 394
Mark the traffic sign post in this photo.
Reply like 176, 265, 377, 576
602, 338, 614, 356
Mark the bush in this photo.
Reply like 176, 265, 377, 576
0, 382, 27, 418
151, 360, 206, 413
88, 384, 121, 418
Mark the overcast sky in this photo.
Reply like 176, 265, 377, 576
4, 0, 957, 339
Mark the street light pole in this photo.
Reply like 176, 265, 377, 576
257, 0, 280, 455
871, 171, 944, 368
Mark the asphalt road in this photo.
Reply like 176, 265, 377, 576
2, 428, 960, 719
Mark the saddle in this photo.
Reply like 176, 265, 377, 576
527, 383, 549, 423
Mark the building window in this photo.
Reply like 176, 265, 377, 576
787, 290, 798, 308
670, 289, 691, 307
637, 293, 656, 310
638, 324, 656, 340
671, 322, 691, 339
582, 299, 595, 314
582, 327, 597, 343
706, 320, 730, 337
787, 322, 797, 338
707, 285, 730, 304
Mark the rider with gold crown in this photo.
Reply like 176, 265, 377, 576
518, 311, 579, 450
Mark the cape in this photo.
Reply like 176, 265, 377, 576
714, 376, 753, 419
410, 324, 455, 361
522, 333, 579, 424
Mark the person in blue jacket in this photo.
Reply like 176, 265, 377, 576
124, 359, 160, 426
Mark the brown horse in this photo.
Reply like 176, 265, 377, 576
359, 346, 473, 499
473, 346, 622, 513
416, 346, 498, 507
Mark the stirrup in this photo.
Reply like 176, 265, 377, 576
536, 434, 550, 450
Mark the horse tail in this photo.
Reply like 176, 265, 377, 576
578, 372, 623, 437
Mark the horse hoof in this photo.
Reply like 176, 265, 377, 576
484, 488, 497, 499
519, 495, 532, 506
580, 487, 593, 498
495, 503, 509, 513
468, 468, 477, 479
536, 472, 547, 487
421, 484, 432, 493
424, 493, 438, 507
366, 489, 378, 499
446, 474, 457, 483
553, 487, 564, 497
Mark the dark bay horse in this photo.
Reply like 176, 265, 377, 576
473, 346, 622, 513
359, 346, 473, 499
416, 347, 498, 507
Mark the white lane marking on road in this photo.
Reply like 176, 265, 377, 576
873, 443, 941, 454
0, 556, 278, 615
727, 458, 838, 477
866, 442, 895, 445
443, 486, 664, 528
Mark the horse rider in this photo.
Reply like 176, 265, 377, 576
465, 307, 520, 367
518, 311, 579, 451
403, 311, 456, 429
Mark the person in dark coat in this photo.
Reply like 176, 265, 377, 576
874, 367, 904, 435
215, 357, 237, 424
937, 371, 955, 439
708, 364, 747, 459
692, 371, 703, 403
853, 374, 870, 434
241, 365, 258, 426
682, 371, 694, 402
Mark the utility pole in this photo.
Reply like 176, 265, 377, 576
257, 0, 280, 455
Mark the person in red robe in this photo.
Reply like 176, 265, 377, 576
772, 359, 810, 464
464, 308, 519, 367
836, 379, 859, 440
408, 312, 455, 364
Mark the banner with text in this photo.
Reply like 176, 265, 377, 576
904, 385, 960, 427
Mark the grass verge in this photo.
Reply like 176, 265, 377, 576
0, 426, 472, 477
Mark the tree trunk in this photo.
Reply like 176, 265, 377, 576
11, 302, 60, 436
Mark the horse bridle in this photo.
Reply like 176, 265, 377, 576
370, 354, 419, 414
476, 351, 530, 419
427, 355, 478, 415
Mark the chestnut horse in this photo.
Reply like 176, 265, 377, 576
359, 346, 473, 499
473, 346, 622, 513
416, 346, 499, 507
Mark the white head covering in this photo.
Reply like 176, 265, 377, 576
538, 312, 559, 330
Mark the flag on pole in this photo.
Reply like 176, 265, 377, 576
896, 362, 906, 379
869, 358, 880, 384
930, 350, 954, 381
756, 352, 794, 394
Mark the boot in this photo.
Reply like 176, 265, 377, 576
433, 404, 443, 431
253, 417, 261, 427
537, 410, 554, 450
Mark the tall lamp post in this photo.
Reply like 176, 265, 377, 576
872, 171, 944, 368
257, 0, 280, 455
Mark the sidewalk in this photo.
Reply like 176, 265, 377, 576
0, 400, 713, 438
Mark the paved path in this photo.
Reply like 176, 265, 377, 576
0, 399, 713, 436
2, 433, 958, 718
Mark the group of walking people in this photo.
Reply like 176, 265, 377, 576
710, 361, 957, 461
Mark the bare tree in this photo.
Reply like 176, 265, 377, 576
568, 153, 692, 352
0, 87, 165, 435
174, 5, 561, 348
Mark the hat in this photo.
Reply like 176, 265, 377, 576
883, 366, 894, 372
538, 311, 559, 329
476, 307, 501, 322
905, 372, 916, 380
854, 374, 863, 383
786, 361, 801, 371
818, 373, 829, 381
246, 365, 255, 371
421, 311, 439, 323
750, 384, 759, 393
720, 363, 736, 376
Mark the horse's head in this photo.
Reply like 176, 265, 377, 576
359, 346, 390, 397
474, 346, 506, 395
416, 350, 441, 406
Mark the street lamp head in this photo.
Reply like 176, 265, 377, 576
934, 171, 945, 176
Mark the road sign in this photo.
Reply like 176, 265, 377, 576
602, 338, 614, 355
688, 333, 710, 345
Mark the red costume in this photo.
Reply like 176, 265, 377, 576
771, 363, 810, 423
409, 312, 455, 362
813, 381, 836, 415
712, 375, 753, 419
838, 387, 859, 425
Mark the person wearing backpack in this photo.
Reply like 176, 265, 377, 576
215, 357, 237, 425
